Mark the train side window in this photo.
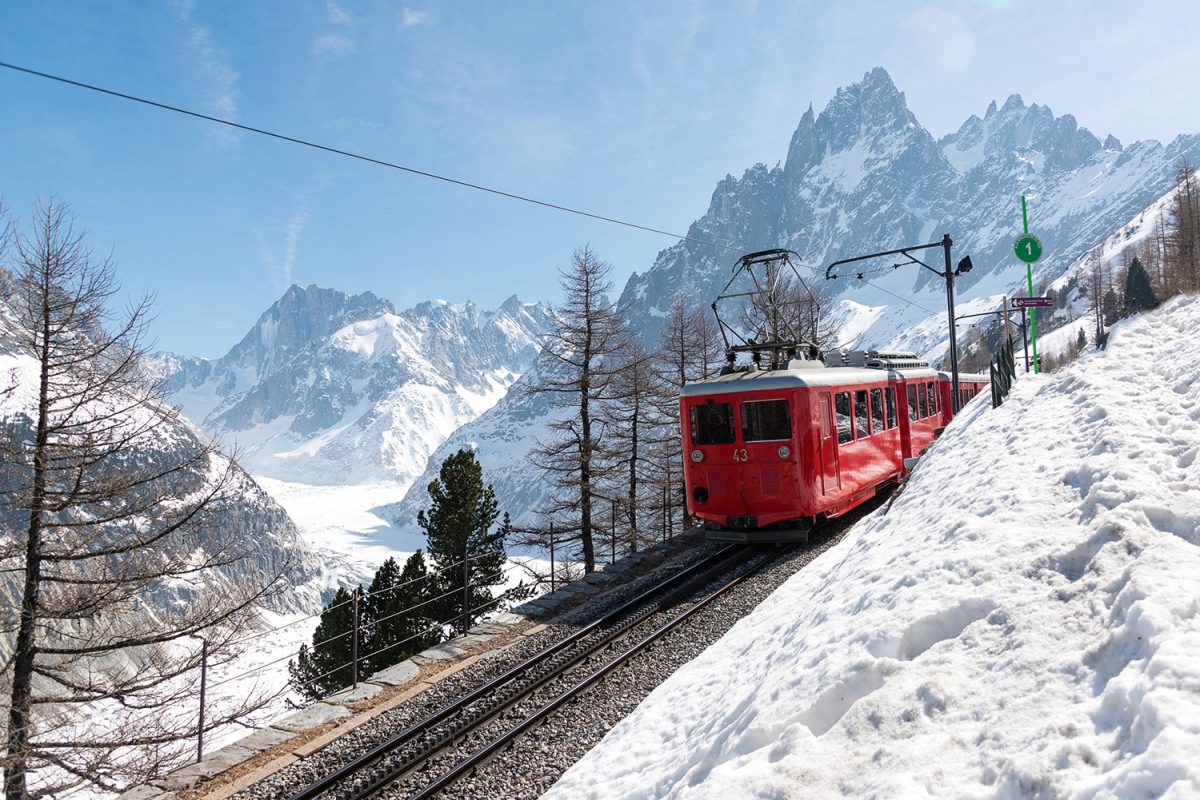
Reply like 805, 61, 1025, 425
689, 401, 735, 445
907, 385, 918, 420
835, 392, 853, 444
854, 390, 870, 438
885, 387, 897, 429
870, 389, 884, 435
927, 383, 937, 416
918, 387, 928, 419
742, 399, 791, 442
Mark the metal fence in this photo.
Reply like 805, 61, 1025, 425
186, 552, 525, 759
990, 336, 1017, 408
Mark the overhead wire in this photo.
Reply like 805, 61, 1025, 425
1, 60, 944, 317
0, 61, 743, 254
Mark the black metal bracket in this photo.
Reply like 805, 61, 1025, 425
823, 234, 967, 413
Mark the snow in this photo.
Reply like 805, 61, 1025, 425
832, 300, 888, 349
255, 478, 426, 568
943, 135, 985, 173
545, 295, 1200, 799
810, 139, 870, 192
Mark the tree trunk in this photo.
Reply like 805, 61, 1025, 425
579, 379, 595, 573
4, 272, 52, 800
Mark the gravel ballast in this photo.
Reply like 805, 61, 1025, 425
231, 509, 868, 799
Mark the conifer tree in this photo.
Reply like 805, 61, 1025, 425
419, 449, 511, 634
598, 335, 663, 554
0, 200, 294, 795
1123, 256, 1158, 315
361, 557, 401, 671
368, 551, 441, 670
288, 586, 362, 702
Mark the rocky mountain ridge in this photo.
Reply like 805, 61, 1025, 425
620, 67, 1200, 356
391, 67, 1200, 538
152, 284, 553, 487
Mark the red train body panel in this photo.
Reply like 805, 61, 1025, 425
681, 359, 984, 542
937, 370, 989, 425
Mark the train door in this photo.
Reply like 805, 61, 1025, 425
818, 392, 840, 494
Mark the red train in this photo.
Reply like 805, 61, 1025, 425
680, 351, 987, 542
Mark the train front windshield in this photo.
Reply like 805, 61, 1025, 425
690, 402, 735, 444
740, 399, 791, 441
689, 398, 794, 447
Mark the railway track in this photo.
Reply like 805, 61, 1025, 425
286, 542, 783, 800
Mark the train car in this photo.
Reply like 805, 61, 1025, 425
936, 370, 989, 426
681, 352, 944, 543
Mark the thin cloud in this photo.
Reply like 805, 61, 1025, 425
173, 0, 240, 132
312, 32, 356, 57
264, 195, 314, 293
326, 2, 352, 25
400, 8, 432, 28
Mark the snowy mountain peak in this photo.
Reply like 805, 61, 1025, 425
941, 94, 1106, 173
786, 67, 927, 177
156, 288, 552, 487
229, 283, 395, 382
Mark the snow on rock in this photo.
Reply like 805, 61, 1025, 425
151, 286, 552, 491
545, 295, 1200, 799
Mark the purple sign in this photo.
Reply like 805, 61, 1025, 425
1012, 297, 1052, 309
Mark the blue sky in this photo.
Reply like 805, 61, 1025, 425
2, 1, 1197, 357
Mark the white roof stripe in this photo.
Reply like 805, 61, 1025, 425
680, 366, 941, 396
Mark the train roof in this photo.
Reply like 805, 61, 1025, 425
680, 364, 939, 396
937, 370, 990, 383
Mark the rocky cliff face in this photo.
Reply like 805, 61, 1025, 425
152, 286, 553, 488
619, 67, 1200, 355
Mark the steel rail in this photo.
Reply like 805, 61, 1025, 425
407, 544, 794, 799
286, 544, 749, 800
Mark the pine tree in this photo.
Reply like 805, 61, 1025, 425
1076, 328, 1088, 351
1123, 256, 1159, 315
288, 586, 362, 702
368, 551, 442, 671
419, 449, 511, 634
361, 557, 401, 670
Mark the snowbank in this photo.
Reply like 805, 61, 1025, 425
545, 296, 1200, 799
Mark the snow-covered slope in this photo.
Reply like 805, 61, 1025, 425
545, 295, 1200, 799
152, 286, 551, 489
384, 348, 575, 531
0, 275, 321, 620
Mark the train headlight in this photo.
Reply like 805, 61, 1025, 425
777, 445, 791, 459
690, 449, 704, 463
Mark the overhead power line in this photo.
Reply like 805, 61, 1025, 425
861, 279, 939, 315
0, 60, 741, 253
1, 60, 942, 318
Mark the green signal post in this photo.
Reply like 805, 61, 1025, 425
1016, 195, 1040, 374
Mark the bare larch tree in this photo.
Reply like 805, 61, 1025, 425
597, 333, 663, 554
0, 202, 293, 798
649, 295, 724, 534
526, 246, 625, 574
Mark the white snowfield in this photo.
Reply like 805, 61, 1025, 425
545, 296, 1200, 799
